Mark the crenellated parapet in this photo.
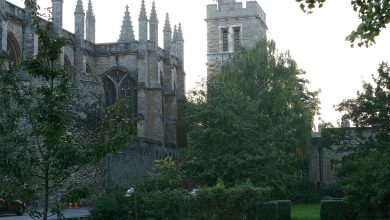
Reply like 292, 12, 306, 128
207, 1, 266, 25
206, 0, 266, 78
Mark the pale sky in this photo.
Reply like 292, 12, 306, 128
7, 0, 390, 127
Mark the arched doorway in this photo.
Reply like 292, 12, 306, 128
7, 32, 21, 65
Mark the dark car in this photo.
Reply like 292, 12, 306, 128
0, 198, 26, 216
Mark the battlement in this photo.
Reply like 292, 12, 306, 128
206, 1, 266, 24
4, 1, 25, 20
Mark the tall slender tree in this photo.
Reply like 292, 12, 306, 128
0, 1, 138, 219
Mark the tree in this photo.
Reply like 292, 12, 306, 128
332, 62, 390, 219
0, 1, 138, 219
183, 41, 319, 198
296, 0, 390, 47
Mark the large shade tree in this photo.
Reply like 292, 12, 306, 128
183, 41, 319, 198
333, 62, 390, 219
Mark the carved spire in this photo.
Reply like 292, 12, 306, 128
86, 0, 94, 17
177, 23, 184, 42
86, 0, 95, 43
0, 0, 5, 15
118, 5, 135, 43
172, 25, 178, 42
150, 1, 158, 22
163, 13, 171, 33
139, 0, 147, 21
74, 0, 84, 15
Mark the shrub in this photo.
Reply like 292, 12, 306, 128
129, 180, 271, 220
131, 189, 185, 220
291, 179, 320, 203
89, 192, 129, 220
259, 201, 278, 220
320, 199, 345, 220
192, 180, 271, 220
276, 200, 291, 220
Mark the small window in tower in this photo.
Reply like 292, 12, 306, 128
222, 28, 229, 52
233, 27, 241, 46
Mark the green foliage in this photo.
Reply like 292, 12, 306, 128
259, 201, 279, 220
277, 200, 292, 220
131, 189, 186, 220
332, 62, 390, 219
295, 0, 390, 47
60, 187, 91, 204
320, 200, 345, 220
145, 157, 185, 191
129, 176, 271, 220
191, 180, 271, 220
90, 192, 129, 220
0, 2, 138, 220
337, 152, 390, 219
184, 41, 319, 198
290, 179, 320, 203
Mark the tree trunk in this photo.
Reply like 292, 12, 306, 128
43, 168, 49, 220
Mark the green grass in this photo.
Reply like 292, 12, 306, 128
291, 204, 320, 220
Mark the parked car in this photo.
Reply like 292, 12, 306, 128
0, 198, 26, 216
124, 188, 134, 198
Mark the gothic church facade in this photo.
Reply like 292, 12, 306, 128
0, 0, 185, 186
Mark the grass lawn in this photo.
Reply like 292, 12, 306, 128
291, 204, 320, 220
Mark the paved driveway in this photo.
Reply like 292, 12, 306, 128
0, 208, 90, 220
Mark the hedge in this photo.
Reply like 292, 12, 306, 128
126, 181, 272, 220
259, 201, 278, 220
89, 192, 129, 220
320, 199, 345, 220
276, 200, 291, 220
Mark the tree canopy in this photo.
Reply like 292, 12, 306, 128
330, 62, 390, 219
296, 0, 390, 47
183, 41, 319, 198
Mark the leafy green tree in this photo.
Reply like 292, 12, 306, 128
296, 0, 390, 47
0, 1, 138, 219
183, 41, 319, 198
333, 62, 390, 219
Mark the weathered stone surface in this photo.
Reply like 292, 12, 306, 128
3, 0, 185, 188
206, 0, 267, 77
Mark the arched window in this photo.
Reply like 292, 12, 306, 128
7, 32, 21, 65
64, 55, 72, 67
86, 63, 92, 74
102, 68, 137, 112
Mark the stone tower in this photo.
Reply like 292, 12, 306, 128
206, 0, 267, 77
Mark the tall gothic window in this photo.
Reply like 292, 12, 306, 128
222, 28, 229, 52
233, 27, 241, 45
7, 33, 21, 65
103, 69, 137, 112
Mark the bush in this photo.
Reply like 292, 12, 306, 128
129, 180, 271, 220
259, 201, 278, 220
320, 199, 345, 220
276, 200, 291, 220
191, 180, 271, 220
89, 192, 129, 220
131, 189, 185, 220
290, 179, 320, 203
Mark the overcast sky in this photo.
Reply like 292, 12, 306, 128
7, 0, 390, 127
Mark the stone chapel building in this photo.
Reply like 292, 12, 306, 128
0, 0, 185, 187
